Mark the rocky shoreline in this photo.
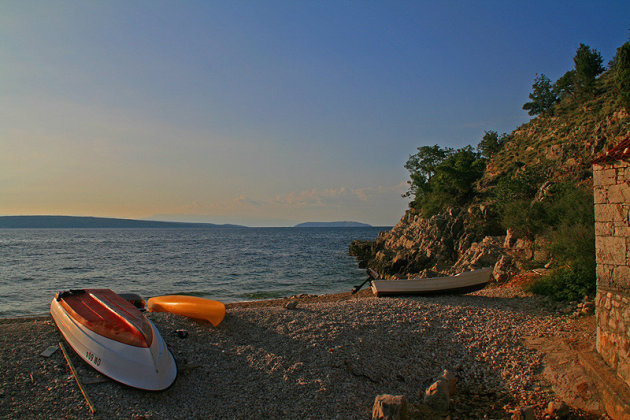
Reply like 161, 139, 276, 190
348, 208, 537, 283
0, 285, 604, 419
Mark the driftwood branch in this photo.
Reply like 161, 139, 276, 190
59, 342, 96, 414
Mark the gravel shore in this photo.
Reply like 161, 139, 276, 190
0, 285, 603, 419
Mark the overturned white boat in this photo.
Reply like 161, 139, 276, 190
371, 267, 492, 297
50, 289, 177, 391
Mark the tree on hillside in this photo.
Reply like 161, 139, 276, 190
574, 43, 604, 95
405, 145, 484, 215
615, 42, 630, 112
553, 70, 576, 99
522, 74, 557, 116
420, 146, 485, 216
477, 130, 509, 158
403, 145, 453, 200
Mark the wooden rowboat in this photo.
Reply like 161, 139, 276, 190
50, 289, 177, 391
370, 267, 492, 297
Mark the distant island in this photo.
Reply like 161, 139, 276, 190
294, 221, 372, 228
0, 216, 244, 229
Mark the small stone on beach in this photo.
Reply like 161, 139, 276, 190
372, 394, 408, 420
40, 345, 58, 357
284, 300, 298, 310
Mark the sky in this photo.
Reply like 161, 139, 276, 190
2, 1, 630, 227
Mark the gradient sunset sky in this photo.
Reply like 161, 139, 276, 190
2, 1, 629, 226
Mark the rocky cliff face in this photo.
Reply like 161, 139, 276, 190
350, 207, 545, 281
350, 73, 630, 282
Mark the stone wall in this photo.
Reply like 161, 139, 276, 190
593, 160, 630, 387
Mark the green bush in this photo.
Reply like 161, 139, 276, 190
500, 199, 548, 239
494, 165, 549, 238
527, 263, 595, 302
551, 221, 595, 265
493, 165, 547, 204
527, 184, 596, 301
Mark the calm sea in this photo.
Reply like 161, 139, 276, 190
0, 227, 385, 317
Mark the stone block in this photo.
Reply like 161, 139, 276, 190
609, 315, 618, 330
595, 203, 611, 222
593, 168, 617, 186
512, 405, 535, 420
612, 266, 630, 290
546, 401, 570, 418
596, 236, 627, 265
594, 203, 627, 223
440, 369, 457, 395
593, 186, 608, 204
598, 290, 613, 310
597, 264, 614, 289
598, 331, 616, 368
423, 378, 449, 411
372, 395, 408, 420
598, 307, 609, 327
608, 184, 626, 203
613, 204, 629, 224
614, 161, 630, 171
595, 222, 614, 236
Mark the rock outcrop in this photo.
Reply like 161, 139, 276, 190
349, 206, 558, 281
371, 395, 408, 420
351, 205, 520, 280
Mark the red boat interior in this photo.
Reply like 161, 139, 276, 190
58, 289, 153, 348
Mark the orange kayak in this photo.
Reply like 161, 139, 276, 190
147, 295, 226, 326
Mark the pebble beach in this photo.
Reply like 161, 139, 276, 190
0, 285, 603, 419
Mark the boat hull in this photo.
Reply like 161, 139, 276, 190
50, 290, 177, 391
371, 268, 492, 297
147, 295, 226, 326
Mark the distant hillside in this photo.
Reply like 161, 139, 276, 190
0, 216, 245, 229
294, 221, 372, 228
